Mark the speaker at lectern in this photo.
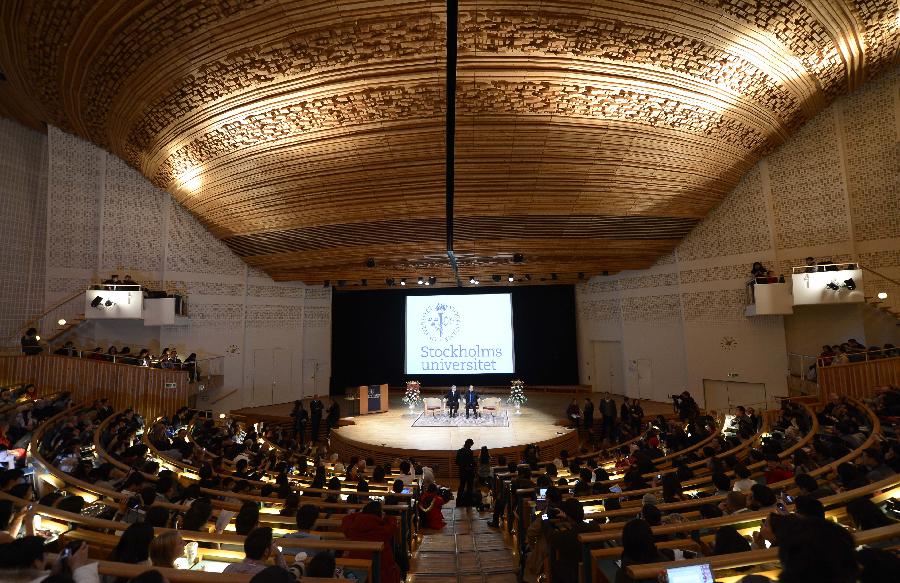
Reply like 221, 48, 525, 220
358, 383, 388, 414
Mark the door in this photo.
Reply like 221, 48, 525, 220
635, 359, 652, 400
272, 348, 295, 404
592, 341, 623, 394
252, 349, 273, 406
703, 380, 768, 413
303, 358, 319, 396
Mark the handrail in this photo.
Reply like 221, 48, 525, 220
18, 289, 84, 336
860, 264, 900, 287
210, 388, 239, 405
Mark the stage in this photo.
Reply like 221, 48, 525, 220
232, 392, 671, 477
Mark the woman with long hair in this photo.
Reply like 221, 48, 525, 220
615, 518, 672, 583
417, 483, 446, 530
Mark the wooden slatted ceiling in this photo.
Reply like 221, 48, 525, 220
0, 0, 897, 288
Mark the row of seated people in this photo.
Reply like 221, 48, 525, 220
818, 339, 899, 366
52, 342, 199, 372
502, 394, 900, 583
0, 398, 419, 583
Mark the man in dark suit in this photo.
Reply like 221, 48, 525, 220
464, 385, 479, 419
325, 399, 341, 438
456, 438, 476, 505
600, 394, 617, 440
445, 385, 460, 417
310, 395, 324, 441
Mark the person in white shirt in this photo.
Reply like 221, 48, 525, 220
732, 463, 755, 492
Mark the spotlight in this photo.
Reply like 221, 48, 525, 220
365, 258, 376, 268
492, 275, 501, 283
400, 279, 406, 286
825, 282, 840, 291
551, 273, 558, 281
877, 292, 888, 300
57, 319, 66, 326
524, 274, 531, 281
417, 277, 424, 285
104, 299, 114, 307
424, 280, 430, 286
469, 277, 479, 285
843, 278, 856, 290
91, 296, 103, 308
323, 280, 330, 288
34, 335, 40, 341
508, 274, 514, 282
513, 253, 524, 263
385, 278, 394, 286
429, 276, 437, 286
219, 413, 226, 419
361, 279, 367, 287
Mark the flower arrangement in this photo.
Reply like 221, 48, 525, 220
507, 379, 527, 406
402, 380, 422, 406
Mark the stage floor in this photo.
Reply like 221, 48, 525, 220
233, 393, 672, 451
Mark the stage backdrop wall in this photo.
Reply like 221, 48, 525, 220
331, 285, 578, 389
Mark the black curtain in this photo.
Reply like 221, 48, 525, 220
329, 285, 577, 391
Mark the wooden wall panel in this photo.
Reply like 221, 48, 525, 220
0, 355, 194, 421
818, 357, 900, 400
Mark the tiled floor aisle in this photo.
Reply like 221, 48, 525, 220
408, 506, 519, 583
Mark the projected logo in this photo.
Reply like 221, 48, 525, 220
420, 302, 461, 342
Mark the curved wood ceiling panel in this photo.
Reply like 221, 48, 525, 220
0, 0, 897, 287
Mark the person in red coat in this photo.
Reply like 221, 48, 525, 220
417, 483, 446, 530
341, 501, 401, 583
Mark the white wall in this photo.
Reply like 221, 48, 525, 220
0, 121, 332, 412
577, 65, 900, 410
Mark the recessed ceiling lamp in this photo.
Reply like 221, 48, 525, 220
508, 274, 514, 282
513, 253, 524, 263
491, 275, 501, 282
417, 277, 424, 285
365, 258, 376, 268
428, 276, 437, 286
400, 278, 406, 286
57, 319, 66, 326
877, 292, 888, 300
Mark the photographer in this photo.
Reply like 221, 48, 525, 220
672, 391, 699, 421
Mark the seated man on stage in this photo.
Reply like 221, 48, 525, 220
465, 385, 480, 419
445, 385, 460, 417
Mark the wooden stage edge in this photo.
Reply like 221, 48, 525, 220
328, 422, 579, 479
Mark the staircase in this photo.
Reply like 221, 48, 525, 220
409, 505, 518, 583
861, 266, 900, 326
8, 289, 90, 351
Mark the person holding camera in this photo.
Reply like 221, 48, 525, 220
672, 391, 699, 421
0, 536, 99, 583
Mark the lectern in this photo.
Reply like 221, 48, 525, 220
358, 384, 388, 414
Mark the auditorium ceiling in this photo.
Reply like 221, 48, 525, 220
0, 1, 897, 288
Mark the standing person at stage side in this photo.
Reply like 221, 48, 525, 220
465, 385, 480, 419
629, 399, 644, 434
566, 398, 582, 428
445, 385, 460, 418
325, 399, 341, 438
456, 438, 476, 505
601, 394, 617, 440
310, 395, 324, 442
583, 397, 594, 432
290, 400, 308, 445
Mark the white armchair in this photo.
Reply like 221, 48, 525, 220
481, 397, 501, 417
423, 397, 443, 417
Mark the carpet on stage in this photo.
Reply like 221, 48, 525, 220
412, 410, 510, 428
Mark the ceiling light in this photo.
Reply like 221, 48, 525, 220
385, 278, 394, 286
551, 273, 558, 280
400, 279, 406, 286
57, 319, 66, 326
424, 281, 430, 286
843, 278, 856, 290
91, 296, 103, 308
323, 280, 330, 288
365, 258, 376, 268
34, 335, 40, 341
877, 292, 888, 300
513, 253, 524, 263
524, 274, 531, 281
428, 276, 437, 285
417, 277, 424, 285
508, 274, 514, 282
491, 275, 501, 283
178, 167, 202, 192
825, 282, 840, 291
